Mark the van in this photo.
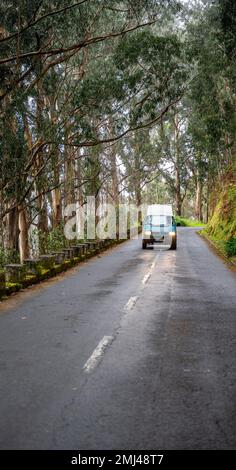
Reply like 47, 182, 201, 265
142, 204, 177, 250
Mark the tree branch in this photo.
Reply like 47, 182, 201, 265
65, 94, 184, 149
0, 19, 157, 65
0, 1, 89, 44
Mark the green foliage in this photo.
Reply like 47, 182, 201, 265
0, 248, 20, 268
219, 0, 236, 56
225, 238, 236, 257
47, 225, 66, 252
5, 282, 22, 291
38, 225, 66, 254
175, 216, 206, 227
0, 111, 28, 201
204, 180, 236, 258
114, 30, 187, 126
206, 184, 236, 239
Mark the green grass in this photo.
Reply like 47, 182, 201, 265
5, 282, 22, 293
200, 230, 236, 264
175, 216, 206, 227
202, 231, 236, 259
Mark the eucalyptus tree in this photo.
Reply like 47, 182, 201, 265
0, 0, 188, 260
176, 0, 236, 220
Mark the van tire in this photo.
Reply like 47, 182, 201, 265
170, 236, 177, 250
142, 241, 147, 249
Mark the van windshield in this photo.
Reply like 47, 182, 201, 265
145, 215, 172, 226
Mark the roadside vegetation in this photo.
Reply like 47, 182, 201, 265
201, 179, 236, 262
175, 217, 206, 228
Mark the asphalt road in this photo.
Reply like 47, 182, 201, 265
0, 228, 236, 450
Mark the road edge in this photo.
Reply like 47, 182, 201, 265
197, 230, 236, 270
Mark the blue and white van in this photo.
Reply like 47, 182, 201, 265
142, 204, 177, 250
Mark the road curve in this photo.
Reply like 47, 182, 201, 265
0, 228, 236, 449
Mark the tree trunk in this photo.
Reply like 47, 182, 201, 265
111, 149, 119, 207
75, 151, 84, 207
35, 152, 48, 237
206, 175, 210, 223
48, 96, 62, 229
108, 119, 119, 206
18, 205, 29, 262
133, 153, 142, 225
64, 145, 75, 208
174, 114, 182, 216
6, 207, 19, 252
35, 64, 49, 251
38, 192, 48, 238
51, 186, 62, 228
175, 167, 182, 216
195, 178, 202, 221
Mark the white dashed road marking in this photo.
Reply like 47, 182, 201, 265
124, 296, 139, 311
83, 336, 113, 374
84, 252, 161, 373
142, 273, 151, 285
142, 252, 160, 285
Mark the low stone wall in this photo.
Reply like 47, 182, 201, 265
0, 238, 125, 301
5, 264, 26, 283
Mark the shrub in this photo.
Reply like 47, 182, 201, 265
0, 248, 20, 268
38, 225, 66, 254
225, 238, 236, 257
47, 225, 66, 252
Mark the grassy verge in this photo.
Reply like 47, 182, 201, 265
175, 216, 206, 227
199, 230, 236, 265
202, 183, 236, 263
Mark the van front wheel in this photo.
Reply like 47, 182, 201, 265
170, 236, 177, 250
142, 241, 147, 249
